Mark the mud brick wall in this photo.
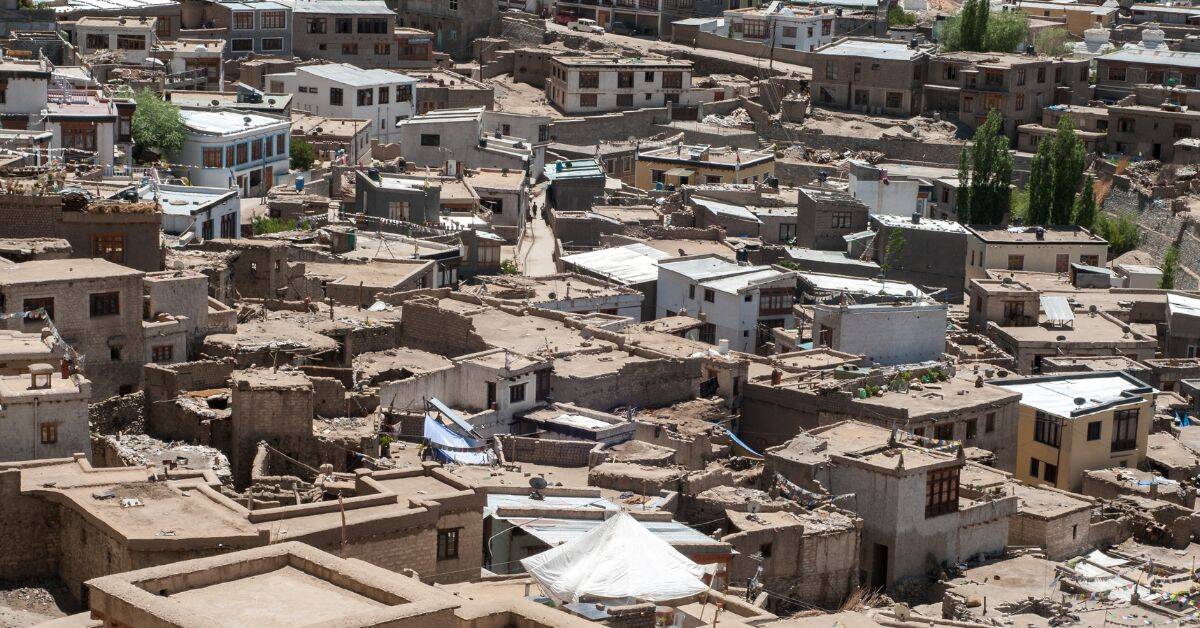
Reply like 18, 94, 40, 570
90, 392, 146, 435
550, 357, 699, 412
0, 469, 60, 581
398, 301, 489, 358
497, 435, 596, 467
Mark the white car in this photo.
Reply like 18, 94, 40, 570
569, 19, 604, 34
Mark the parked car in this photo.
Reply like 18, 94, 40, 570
569, 18, 604, 33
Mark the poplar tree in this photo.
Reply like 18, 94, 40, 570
957, 110, 1012, 225
1027, 117, 1087, 225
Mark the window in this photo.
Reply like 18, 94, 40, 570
250, 139, 262, 161
1015, 93, 1024, 111
1007, 254, 1024, 271
397, 84, 412, 102
743, 19, 768, 38
261, 9, 285, 28
538, 124, 549, 142
449, 0, 458, 8
85, 33, 109, 49
663, 72, 683, 89
420, 133, 440, 146
1036, 67, 1046, 83
934, 422, 954, 441
688, 284, 695, 299
617, 72, 634, 88
853, 90, 869, 107
616, 93, 633, 107
203, 147, 223, 168
261, 37, 283, 51
1033, 411, 1061, 448
335, 18, 353, 33
1108, 65, 1126, 82
644, 71, 655, 82
1016, 68, 1026, 86
116, 35, 145, 50
885, 92, 902, 109
1080, 254, 1099, 266
277, 134, 285, 155
437, 529, 460, 560
826, 62, 839, 81
925, 467, 959, 518
89, 292, 120, 317
1029, 457, 1040, 478
1056, 253, 1069, 273
152, 345, 173, 362
1112, 408, 1139, 452
231, 38, 253, 52
307, 17, 327, 33
579, 93, 597, 108
1118, 118, 1135, 133
233, 11, 254, 29
1043, 462, 1058, 484
375, 43, 391, 56
509, 383, 526, 403
1087, 420, 1102, 441
985, 412, 995, 433
703, 288, 715, 303
236, 142, 248, 165
156, 16, 171, 36
226, 145, 235, 166
342, 43, 359, 55
779, 223, 796, 241
357, 89, 373, 106
831, 211, 852, 229
759, 289, 791, 315
965, 419, 978, 440
579, 72, 599, 89
963, 96, 974, 113
358, 18, 388, 34
330, 87, 343, 106
40, 423, 57, 445
93, 234, 126, 264
22, 297, 53, 321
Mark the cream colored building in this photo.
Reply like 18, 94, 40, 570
966, 225, 1109, 283
994, 371, 1154, 492
634, 144, 774, 191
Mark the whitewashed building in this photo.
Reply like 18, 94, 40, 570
656, 255, 796, 353
141, 184, 241, 241
546, 54, 714, 114
178, 108, 291, 198
723, 2, 835, 53
266, 63, 417, 144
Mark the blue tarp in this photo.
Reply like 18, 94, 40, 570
424, 416, 493, 465
723, 427, 762, 458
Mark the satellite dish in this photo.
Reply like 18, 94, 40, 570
529, 476, 548, 501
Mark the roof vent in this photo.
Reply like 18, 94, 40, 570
1073, 396, 1086, 406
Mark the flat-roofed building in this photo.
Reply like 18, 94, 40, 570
70, 15, 157, 63
1096, 48, 1200, 99
267, 63, 416, 143
635, 144, 774, 191
290, 113, 371, 164
178, 108, 291, 198
966, 225, 1109, 282
290, 0, 396, 68
722, 3, 836, 53
546, 54, 705, 114
993, 371, 1155, 492
810, 38, 931, 116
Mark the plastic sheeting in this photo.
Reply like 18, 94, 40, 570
520, 512, 709, 603
423, 416, 492, 465
1041, 295, 1075, 326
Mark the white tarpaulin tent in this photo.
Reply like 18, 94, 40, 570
520, 512, 709, 603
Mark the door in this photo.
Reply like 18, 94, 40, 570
871, 543, 888, 590
486, 382, 496, 409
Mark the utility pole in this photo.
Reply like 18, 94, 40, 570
767, 12, 776, 73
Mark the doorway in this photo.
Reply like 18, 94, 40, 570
871, 543, 888, 590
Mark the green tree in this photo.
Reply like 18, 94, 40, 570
251, 216, 296, 235
290, 138, 316, 171
1034, 27, 1071, 56
1161, 244, 1180, 289
881, 229, 907, 278
1027, 116, 1086, 225
1073, 175, 1097, 231
957, 109, 1013, 225
1094, 212, 1140, 257
982, 10, 1029, 53
939, 1, 1028, 53
499, 259, 520, 275
131, 89, 184, 158
888, 4, 916, 26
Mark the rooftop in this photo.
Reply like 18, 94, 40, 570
814, 38, 930, 61
303, 260, 431, 289
290, 0, 393, 14
169, 91, 291, 110
0, 258, 142, 284
991, 371, 1152, 418
553, 54, 692, 68
968, 225, 1106, 244
798, 272, 925, 298
559, 243, 671, 285
180, 109, 289, 135
1099, 47, 1200, 69
296, 63, 417, 87
638, 144, 774, 166
874, 214, 968, 234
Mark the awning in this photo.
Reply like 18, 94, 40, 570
1041, 295, 1075, 326
664, 168, 695, 178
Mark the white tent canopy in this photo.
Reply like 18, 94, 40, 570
520, 512, 710, 604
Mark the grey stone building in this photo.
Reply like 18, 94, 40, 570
394, 0, 496, 61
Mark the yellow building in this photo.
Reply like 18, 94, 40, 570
995, 372, 1154, 492
634, 144, 775, 191
1007, 1, 1118, 37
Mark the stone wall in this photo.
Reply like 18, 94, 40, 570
549, 356, 700, 413
550, 107, 672, 146
90, 392, 145, 435
0, 468, 59, 581
397, 300, 489, 358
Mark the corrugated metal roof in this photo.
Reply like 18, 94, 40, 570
703, 268, 789, 294
288, 0, 393, 14
691, 196, 761, 224
560, 244, 670, 285
300, 63, 416, 87
800, 272, 923, 297
1099, 48, 1200, 69
658, 256, 750, 281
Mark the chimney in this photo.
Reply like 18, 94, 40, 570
28, 363, 52, 390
